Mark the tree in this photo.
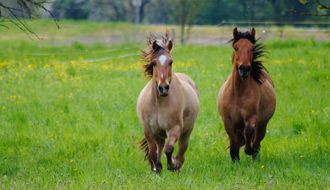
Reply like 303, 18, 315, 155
0, 0, 58, 39
288, 0, 330, 16
51, 0, 88, 20
166, 0, 205, 44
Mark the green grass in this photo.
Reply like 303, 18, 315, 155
0, 24, 330, 188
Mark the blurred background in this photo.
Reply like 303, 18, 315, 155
0, 0, 329, 46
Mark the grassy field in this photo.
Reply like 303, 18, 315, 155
0, 21, 330, 189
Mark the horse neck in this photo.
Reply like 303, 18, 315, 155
231, 63, 250, 95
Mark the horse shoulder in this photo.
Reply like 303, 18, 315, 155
217, 74, 233, 116
137, 80, 155, 121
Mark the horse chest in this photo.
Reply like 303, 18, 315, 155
146, 108, 179, 134
228, 95, 255, 122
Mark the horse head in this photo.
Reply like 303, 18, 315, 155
232, 27, 256, 78
141, 32, 174, 97
151, 40, 173, 96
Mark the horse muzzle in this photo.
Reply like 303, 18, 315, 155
238, 65, 252, 78
158, 84, 170, 96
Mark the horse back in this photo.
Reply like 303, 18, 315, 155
175, 73, 199, 97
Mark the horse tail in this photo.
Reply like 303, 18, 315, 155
139, 137, 149, 161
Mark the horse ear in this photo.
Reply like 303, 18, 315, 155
250, 28, 256, 39
167, 40, 173, 51
233, 27, 239, 40
152, 40, 160, 51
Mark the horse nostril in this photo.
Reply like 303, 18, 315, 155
164, 85, 170, 92
238, 65, 244, 72
246, 66, 252, 72
158, 85, 163, 93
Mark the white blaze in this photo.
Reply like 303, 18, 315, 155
161, 74, 164, 79
159, 55, 167, 66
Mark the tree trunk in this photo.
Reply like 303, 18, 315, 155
180, 0, 186, 44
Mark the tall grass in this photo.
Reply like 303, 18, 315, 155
0, 37, 329, 188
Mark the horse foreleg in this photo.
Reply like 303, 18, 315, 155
164, 125, 181, 171
230, 138, 240, 162
224, 119, 240, 161
252, 124, 267, 160
244, 115, 257, 155
175, 130, 193, 170
143, 126, 157, 172
145, 138, 157, 172
155, 138, 165, 173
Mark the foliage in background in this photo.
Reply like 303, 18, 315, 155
49, 0, 330, 24
288, 0, 330, 16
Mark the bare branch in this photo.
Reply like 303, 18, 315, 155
0, 0, 59, 39
315, 0, 330, 11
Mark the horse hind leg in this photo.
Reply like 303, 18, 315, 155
164, 125, 180, 171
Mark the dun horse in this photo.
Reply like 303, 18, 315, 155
217, 28, 276, 161
137, 32, 199, 173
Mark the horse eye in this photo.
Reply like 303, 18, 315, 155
234, 47, 238, 51
169, 61, 173, 66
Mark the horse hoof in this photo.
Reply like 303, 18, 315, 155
167, 157, 181, 171
245, 146, 259, 156
155, 163, 162, 173
244, 147, 255, 155
167, 164, 179, 171
155, 167, 162, 174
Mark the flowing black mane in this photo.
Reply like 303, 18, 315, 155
141, 31, 173, 78
232, 29, 267, 84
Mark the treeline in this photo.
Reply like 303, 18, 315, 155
48, 0, 330, 25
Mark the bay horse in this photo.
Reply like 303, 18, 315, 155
137, 32, 199, 173
217, 28, 276, 161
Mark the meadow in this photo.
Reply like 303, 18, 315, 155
0, 21, 330, 189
